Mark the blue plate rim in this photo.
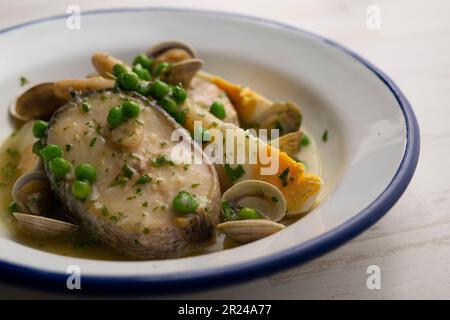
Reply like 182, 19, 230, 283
0, 7, 420, 294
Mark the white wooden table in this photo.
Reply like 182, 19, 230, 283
0, 0, 448, 299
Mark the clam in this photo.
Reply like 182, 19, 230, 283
9, 83, 66, 122
11, 171, 79, 237
253, 102, 302, 137
222, 180, 286, 222
218, 180, 287, 243
217, 220, 285, 243
146, 41, 197, 63
146, 41, 203, 87
271, 131, 302, 157
12, 171, 54, 215
9, 77, 115, 122
163, 59, 204, 87
13, 212, 78, 237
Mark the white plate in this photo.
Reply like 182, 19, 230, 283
0, 8, 419, 293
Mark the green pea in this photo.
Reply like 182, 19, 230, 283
173, 110, 186, 125
209, 101, 226, 120
238, 207, 262, 220
194, 126, 211, 142
121, 100, 141, 119
300, 134, 310, 147
172, 85, 187, 104
40, 144, 62, 161
132, 64, 152, 81
32, 120, 48, 139
160, 96, 178, 115
75, 163, 97, 183
32, 140, 44, 156
173, 191, 199, 214
149, 80, 171, 99
117, 71, 140, 91
8, 201, 18, 214
49, 157, 72, 177
113, 64, 128, 78
71, 180, 92, 200
133, 54, 153, 69
107, 106, 125, 128
154, 62, 170, 77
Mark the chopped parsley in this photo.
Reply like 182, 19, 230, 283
224, 164, 245, 182
89, 137, 97, 147
20, 76, 28, 86
322, 130, 328, 142
191, 183, 200, 188
110, 175, 128, 187
122, 164, 133, 179
151, 154, 174, 167
110, 212, 124, 223
133, 174, 152, 186
271, 196, 279, 203
278, 168, 290, 187
221, 201, 238, 221
65, 144, 73, 152
300, 134, 310, 147
81, 102, 91, 113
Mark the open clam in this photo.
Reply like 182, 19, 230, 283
218, 180, 286, 243
13, 212, 78, 237
12, 171, 54, 215
146, 41, 203, 87
163, 58, 204, 87
271, 131, 303, 157
12, 171, 78, 237
146, 41, 197, 63
218, 220, 285, 243
9, 77, 115, 122
254, 102, 302, 137
221, 180, 286, 221
9, 83, 66, 122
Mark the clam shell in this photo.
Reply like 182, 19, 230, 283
254, 102, 302, 136
146, 41, 196, 60
163, 59, 204, 87
9, 82, 66, 122
9, 77, 115, 123
12, 171, 54, 215
271, 131, 302, 157
218, 219, 285, 243
13, 212, 78, 237
222, 180, 286, 222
